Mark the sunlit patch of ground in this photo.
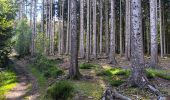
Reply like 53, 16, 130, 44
0, 70, 17, 100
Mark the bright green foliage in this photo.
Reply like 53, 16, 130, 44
45, 80, 74, 100
96, 68, 130, 87
0, 69, 17, 99
0, 0, 16, 67
14, 19, 31, 56
80, 63, 97, 69
145, 69, 170, 80
96, 68, 130, 77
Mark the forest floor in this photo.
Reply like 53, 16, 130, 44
4, 55, 170, 100
5, 57, 39, 100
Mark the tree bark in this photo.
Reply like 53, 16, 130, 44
125, 0, 131, 60
79, 0, 85, 58
150, 0, 158, 67
105, 0, 109, 56
119, 0, 123, 56
109, 0, 117, 64
31, 0, 37, 56
162, 5, 166, 55
130, 0, 147, 86
69, 0, 81, 79
99, 0, 103, 54
58, 1, 62, 55
42, 0, 45, 53
93, 0, 97, 59
61, 0, 65, 54
89, 1, 92, 55
86, 0, 90, 62
66, 0, 70, 55
159, 0, 163, 57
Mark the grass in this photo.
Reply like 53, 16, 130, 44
145, 68, 170, 80
96, 68, 130, 87
0, 69, 17, 100
80, 63, 97, 69
96, 68, 130, 77
33, 56, 64, 78
44, 80, 74, 100
27, 55, 65, 99
72, 80, 103, 100
27, 65, 47, 99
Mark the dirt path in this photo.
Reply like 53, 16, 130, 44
5, 58, 39, 100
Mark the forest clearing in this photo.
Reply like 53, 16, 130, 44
1, 0, 170, 100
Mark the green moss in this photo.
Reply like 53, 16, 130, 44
109, 76, 125, 87
145, 69, 170, 80
96, 68, 130, 77
80, 63, 97, 69
45, 80, 74, 100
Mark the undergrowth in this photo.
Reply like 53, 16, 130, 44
44, 80, 74, 100
0, 69, 17, 100
96, 68, 130, 87
80, 63, 97, 69
32, 55, 64, 79
145, 68, 170, 80
72, 80, 103, 100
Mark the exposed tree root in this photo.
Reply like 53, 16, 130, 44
102, 74, 169, 100
101, 88, 131, 100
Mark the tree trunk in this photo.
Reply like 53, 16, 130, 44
159, 0, 163, 57
86, 0, 90, 62
61, 0, 65, 54
66, 0, 70, 55
79, 0, 85, 58
99, 0, 103, 54
93, 0, 97, 59
130, 0, 147, 87
119, 0, 123, 56
105, 0, 109, 56
30, 0, 32, 27
162, 5, 166, 55
69, 0, 81, 79
146, 21, 150, 56
90, 1, 92, 55
58, 2, 62, 55
150, 0, 158, 67
31, 0, 37, 56
49, 0, 54, 55
125, 0, 131, 60
109, 0, 117, 65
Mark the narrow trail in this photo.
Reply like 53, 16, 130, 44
5, 58, 39, 100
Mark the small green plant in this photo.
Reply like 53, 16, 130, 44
96, 70, 113, 76
80, 63, 97, 69
44, 67, 63, 78
110, 79, 124, 87
145, 69, 170, 80
45, 80, 74, 100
